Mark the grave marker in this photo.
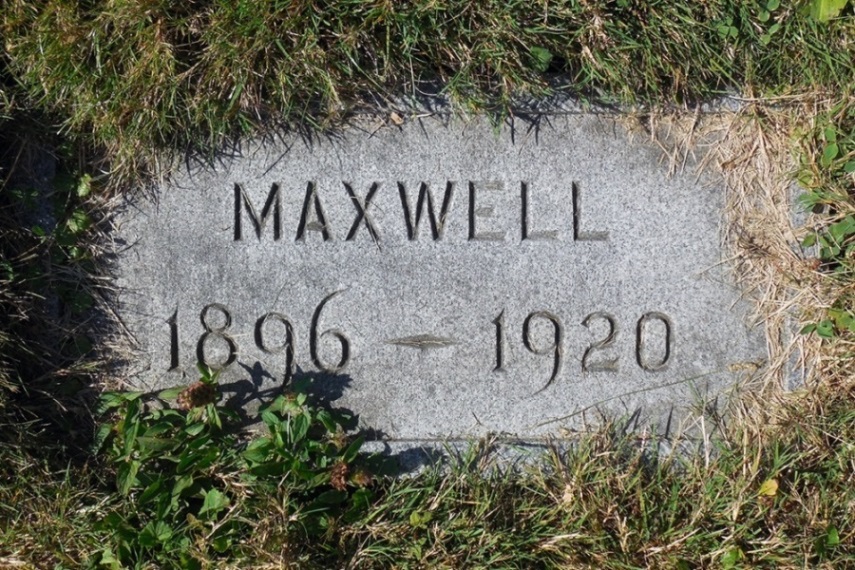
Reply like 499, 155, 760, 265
115, 112, 764, 440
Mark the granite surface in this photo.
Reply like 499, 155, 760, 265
114, 111, 765, 440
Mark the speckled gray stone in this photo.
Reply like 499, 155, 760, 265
114, 112, 765, 441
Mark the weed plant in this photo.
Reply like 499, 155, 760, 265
91, 366, 378, 568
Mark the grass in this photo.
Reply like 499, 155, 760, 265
1, 0, 854, 568
334, 385, 854, 568
1, 378, 853, 568
0, 449, 108, 568
2, 0, 854, 184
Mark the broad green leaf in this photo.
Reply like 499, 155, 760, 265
821, 244, 841, 258
91, 423, 113, 454
530, 46, 553, 72
177, 446, 218, 473
343, 487, 374, 523
824, 126, 838, 142
313, 489, 348, 505
767, 0, 781, 9
243, 439, 273, 464
816, 320, 836, 338
721, 547, 745, 567
844, 161, 855, 173
121, 401, 141, 458
351, 487, 372, 510
798, 189, 822, 208
207, 404, 222, 429
199, 488, 229, 517
828, 216, 855, 243
138, 521, 173, 546
138, 478, 163, 505
98, 390, 145, 413
66, 209, 91, 234
250, 462, 288, 478
802, 233, 817, 247
197, 362, 213, 381
827, 525, 841, 546
98, 547, 122, 570
142, 419, 177, 437
197, 447, 220, 471
117, 460, 140, 495
76, 174, 92, 197
171, 474, 195, 511
815, 535, 828, 557
172, 474, 194, 499
261, 409, 279, 429
138, 522, 158, 548
409, 510, 433, 528
158, 386, 184, 400
800, 323, 817, 335
828, 308, 855, 331
152, 408, 183, 421
758, 478, 778, 496
154, 522, 173, 543
212, 535, 231, 553
342, 435, 365, 464
316, 409, 337, 433
97, 512, 133, 539
821, 143, 840, 167
811, 0, 849, 21
178, 553, 202, 570
290, 412, 310, 443
136, 436, 176, 454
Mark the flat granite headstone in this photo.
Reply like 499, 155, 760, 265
115, 110, 765, 441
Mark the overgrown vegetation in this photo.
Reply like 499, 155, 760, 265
1, 0, 854, 568
0, 103, 103, 451
90, 367, 379, 567
2, 369, 853, 567
798, 105, 855, 343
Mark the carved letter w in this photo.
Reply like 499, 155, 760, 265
398, 181, 454, 240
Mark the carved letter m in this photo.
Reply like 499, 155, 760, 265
234, 183, 281, 241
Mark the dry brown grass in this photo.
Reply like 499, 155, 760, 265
620, 97, 855, 453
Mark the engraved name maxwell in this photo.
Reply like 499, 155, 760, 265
233, 180, 607, 242
158, 179, 676, 395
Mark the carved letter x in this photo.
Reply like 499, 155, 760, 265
344, 182, 380, 242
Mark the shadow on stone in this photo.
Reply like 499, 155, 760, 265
213, 363, 460, 473
215, 363, 357, 429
